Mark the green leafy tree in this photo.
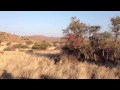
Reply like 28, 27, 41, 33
110, 16, 120, 61
111, 16, 120, 45
62, 16, 88, 46
89, 25, 101, 37
62, 16, 89, 61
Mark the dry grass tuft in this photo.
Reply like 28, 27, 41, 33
0, 50, 120, 79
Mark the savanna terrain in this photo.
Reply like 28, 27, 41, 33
0, 16, 120, 79
0, 40, 120, 79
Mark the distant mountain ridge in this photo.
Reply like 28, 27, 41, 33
0, 31, 61, 43
23, 35, 61, 42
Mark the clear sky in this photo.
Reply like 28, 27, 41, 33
0, 11, 120, 37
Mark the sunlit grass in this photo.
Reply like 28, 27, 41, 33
0, 50, 120, 79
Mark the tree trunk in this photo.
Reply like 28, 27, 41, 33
113, 51, 117, 62
106, 52, 108, 60
93, 53, 97, 61
114, 33, 118, 46
102, 49, 104, 57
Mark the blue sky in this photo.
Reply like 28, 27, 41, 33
0, 11, 120, 37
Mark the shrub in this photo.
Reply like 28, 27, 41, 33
4, 46, 16, 51
26, 49, 33, 53
6, 42, 11, 46
24, 38, 29, 40
32, 44, 46, 50
26, 41, 33, 45
52, 41, 58, 47
32, 41, 51, 50
19, 49, 25, 52
13, 43, 29, 49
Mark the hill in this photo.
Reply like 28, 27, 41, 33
23, 35, 61, 42
0, 32, 61, 43
0, 32, 30, 43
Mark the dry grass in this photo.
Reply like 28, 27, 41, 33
0, 50, 120, 79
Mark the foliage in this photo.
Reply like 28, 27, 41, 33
62, 16, 120, 64
26, 41, 33, 45
4, 46, 16, 51
6, 42, 11, 46
13, 43, 29, 49
32, 41, 51, 50
52, 41, 59, 47
111, 16, 120, 44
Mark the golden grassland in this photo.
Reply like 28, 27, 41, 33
0, 49, 120, 79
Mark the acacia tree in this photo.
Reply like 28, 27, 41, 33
62, 16, 89, 61
110, 16, 120, 61
62, 16, 88, 48
98, 31, 112, 59
100, 31, 112, 48
100, 31, 112, 39
88, 25, 101, 50
111, 16, 120, 45
62, 16, 120, 64
89, 25, 101, 37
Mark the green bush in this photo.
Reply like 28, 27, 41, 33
52, 41, 58, 47
32, 41, 51, 50
13, 43, 29, 49
26, 41, 33, 45
6, 42, 11, 46
4, 46, 16, 51
19, 49, 25, 52
26, 49, 33, 53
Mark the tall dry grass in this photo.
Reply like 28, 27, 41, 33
0, 50, 120, 79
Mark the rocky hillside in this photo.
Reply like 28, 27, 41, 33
0, 32, 30, 43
